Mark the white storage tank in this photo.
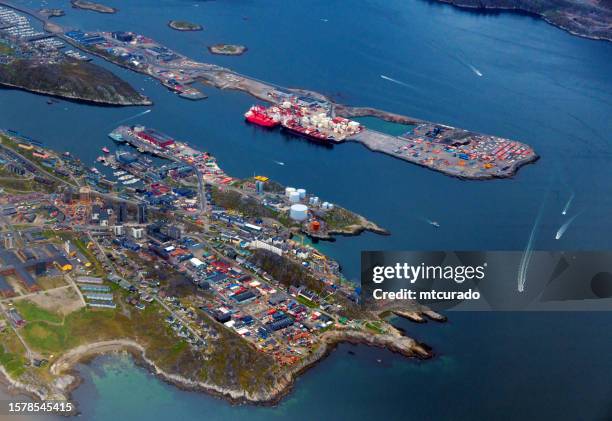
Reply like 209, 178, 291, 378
285, 187, 296, 197
297, 188, 306, 199
322, 201, 329, 209
289, 191, 301, 203
309, 196, 320, 206
290, 204, 308, 221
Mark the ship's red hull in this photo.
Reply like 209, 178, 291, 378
245, 114, 280, 128
281, 125, 335, 145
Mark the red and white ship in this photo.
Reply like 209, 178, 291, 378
244, 105, 280, 128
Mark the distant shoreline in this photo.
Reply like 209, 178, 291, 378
433, 0, 612, 42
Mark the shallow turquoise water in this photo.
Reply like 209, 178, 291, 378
352, 116, 415, 136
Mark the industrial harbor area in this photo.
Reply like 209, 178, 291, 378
0, 0, 538, 179
0, 0, 609, 419
0, 125, 429, 405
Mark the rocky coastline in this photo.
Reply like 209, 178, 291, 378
434, 0, 612, 42
0, 59, 152, 106
0, 325, 433, 409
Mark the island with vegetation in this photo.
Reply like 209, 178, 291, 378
0, 59, 151, 106
71, 0, 117, 14
436, 0, 612, 41
168, 20, 203, 31
208, 44, 248, 56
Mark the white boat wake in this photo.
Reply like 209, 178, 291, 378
561, 192, 575, 215
274, 160, 285, 166
555, 211, 582, 240
421, 217, 440, 228
468, 64, 483, 77
117, 109, 151, 124
380, 74, 414, 89
518, 188, 550, 292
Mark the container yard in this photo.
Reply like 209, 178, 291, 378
350, 122, 538, 179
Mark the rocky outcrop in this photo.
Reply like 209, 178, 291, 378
71, 0, 116, 14
0, 59, 151, 106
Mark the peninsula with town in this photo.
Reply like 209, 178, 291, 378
0, 124, 437, 406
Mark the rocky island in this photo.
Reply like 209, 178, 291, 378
0, 59, 151, 106
168, 20, 203, 31
436, 0, 612, 42
208, 44, 248, 56
71, 0, 117, 14
39, 8, 65, 18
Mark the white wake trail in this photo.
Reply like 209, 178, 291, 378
380, 75, 415, 89
117, 109, 152, 124
555, 212, 582, 240
561, 192, 575, 215
468, 65, 483, 77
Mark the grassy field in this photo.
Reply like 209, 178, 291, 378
365, 321, 385, 334
321, 207, 361, 230
0, 345, 26, 378
296, 295, 318, 309
14, 299, 198, 373
0, 324, 28, 378
14, 300, 63, 325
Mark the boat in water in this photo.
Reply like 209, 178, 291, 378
245, 105, 280, 128
429, 220, 440, 228
102, 147, 110, 154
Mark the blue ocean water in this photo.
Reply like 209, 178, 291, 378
1, 0, 611, 419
